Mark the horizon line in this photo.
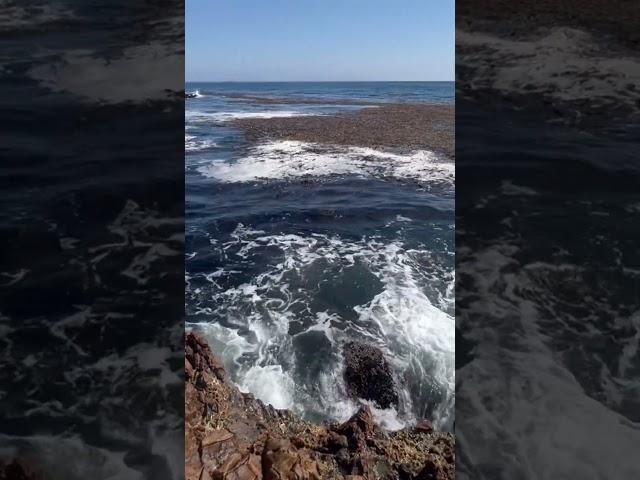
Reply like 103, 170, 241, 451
185, 80, 454, 83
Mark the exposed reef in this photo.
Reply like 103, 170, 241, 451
231, 103, 455, 158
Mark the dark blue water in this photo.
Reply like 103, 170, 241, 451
187, 81, 454, 104
185, 82, 455, 430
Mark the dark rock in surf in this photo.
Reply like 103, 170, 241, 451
343, 342, 399, 409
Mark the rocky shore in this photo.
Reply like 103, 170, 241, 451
185, 332, 455, 480
231, 103, 455, 158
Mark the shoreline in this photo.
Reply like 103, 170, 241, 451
231, 103, 455, 158
185, 332, 455, 480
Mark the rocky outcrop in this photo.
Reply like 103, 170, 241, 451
185, 332, 454, 480
231, 103, 455, 157
343, 342, 399, 409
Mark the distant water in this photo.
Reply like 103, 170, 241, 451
187, 81, 454, 104
185, 82, 455, 431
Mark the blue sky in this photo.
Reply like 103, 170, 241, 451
186, 0, 454, 82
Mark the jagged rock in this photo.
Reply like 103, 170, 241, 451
333, 406, 376, 452
416, 456, 450, 480
185, 332, 454, 480
262, 437, 321, 480
323, 431, 349, 453
211, 453, 262, 480
186, 333, 226, 382
343, 342, 399, 409
201, 429, 242, 474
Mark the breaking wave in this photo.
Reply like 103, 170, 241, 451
185, 133, 217, 152
198, 140, 454, 184
185, 110, 321, 123
187, 226, 455, 429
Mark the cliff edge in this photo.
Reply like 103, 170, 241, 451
185, 332, 454, 480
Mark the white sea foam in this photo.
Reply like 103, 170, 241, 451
199, 140, 454, 184
185, 133, 217, 152
367, 403, 407, 431
186, 110, 320, 123
191, 321, 253, 367
238, 365, 296, 410
188, 227, 455, 427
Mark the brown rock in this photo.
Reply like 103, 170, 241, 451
333, 406, 376, 452
324, 431, 349, 453
186, 332, 226, 382
214, 453, 262, 480
262, 436, 320, 480
416, 420, 434, 433
201, 432, 241, 473
416, 456, 451, 480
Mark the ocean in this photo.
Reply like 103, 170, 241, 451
185, 82, 455, 431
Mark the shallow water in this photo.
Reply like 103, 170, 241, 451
185, 82, 455, 430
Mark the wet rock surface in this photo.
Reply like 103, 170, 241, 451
232, 103, 455, 157
185, 332, 454, 480
343, 342, 399, 409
